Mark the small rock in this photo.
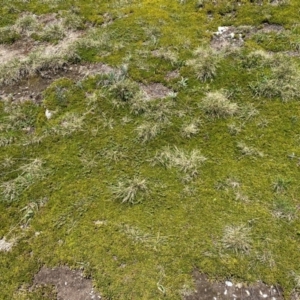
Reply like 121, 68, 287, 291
225, 281, 233, 287
45, 109, 53, 120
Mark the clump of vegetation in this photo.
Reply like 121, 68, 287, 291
272, 197, 298, 221
1, 159, 46, 203
112, 176, 148, 204
237, 141, 264, 158
201, 91, 238, 118
0, 26, 20, 44
221, 224, 252, 254
135, 122, 162, 143
152, 146, 207, 181
250, 55, 300, 101
187, 47, 221, 82
181, 119, 201, 138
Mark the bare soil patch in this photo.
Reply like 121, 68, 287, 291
165, 70, 180, 81
140, 83, 173, 100
33, 266, 101, 300
0, 62, 114, 103
185, 270, 283, 300
211, 24, 286, 51
211, 26, 244, 50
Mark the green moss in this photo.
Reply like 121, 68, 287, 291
1, 0, 300, 299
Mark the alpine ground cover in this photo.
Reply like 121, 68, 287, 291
1, 0, 300, 299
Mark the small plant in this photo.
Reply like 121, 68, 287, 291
136, 122, 161, 143
201, 91, 238, 118
109, 79, 140, 102
38, 24, 65, 42
0, 26, 20, 44
228, 123, 243, 135
15, 14, 39, 34
152, 146, 207, 180
272, 177, 291, 193
187, 47, 221, 82
1, 159, 46, 203
237, 141, 264, 158
63, 13, 85, 30
112, 176, 148, 204
222, 224, 252, 254
272, 197, 298, 221
181, 120, 201, 138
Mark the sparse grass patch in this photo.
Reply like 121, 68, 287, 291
250, 55, 300, 101
237, 141, 264, 158
201, 91, 238, 118
0, 158, 46, 203
272, 196, 298, 221
135, 122, 162, 143
0, 26, 20, 44
187, 46, 221, 82
271, 177, 291, 193
152, 146, 207, 181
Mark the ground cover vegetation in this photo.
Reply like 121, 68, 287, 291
0, 0, 300, 299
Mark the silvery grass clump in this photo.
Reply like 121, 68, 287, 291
201, 91, 239, 118
181, 119, 201, 138
152, 146, 207, 181
222, 224, 252, 254
135, 122, 162, 143
112, 176, 148, 204
250, 54, 300, 102
187, 46, 222, 82
0, 159, 46, 203
14, 14, 40, 35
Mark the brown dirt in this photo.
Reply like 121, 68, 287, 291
165, 70, 180, 81
185, 270, 284, 300
211, 26, 244, 51
0, 62, 115, 103
140, 83, 173, 100
33, 266, 101, 300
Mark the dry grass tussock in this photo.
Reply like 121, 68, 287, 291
152, 146, 207, 181
112, 176, 148, 204
187, 46, 223, 82
222, 224, 252, 254
201, 91, 239, 118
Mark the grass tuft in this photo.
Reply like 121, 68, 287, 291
112, 176, 148, 204
201, 91, 238, 118
222, 224, 252, 254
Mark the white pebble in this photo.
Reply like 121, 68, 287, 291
224, 289, 227, 295
45, 109, 53, 120
246, 290, 250, 296
225, 281, 233, 287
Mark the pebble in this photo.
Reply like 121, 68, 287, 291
225, 281, 233, 287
